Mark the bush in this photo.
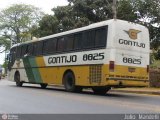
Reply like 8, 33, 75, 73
153, 49, 160, 60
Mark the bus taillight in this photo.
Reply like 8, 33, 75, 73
109, 61, 115, 72
147, 65, 149, 73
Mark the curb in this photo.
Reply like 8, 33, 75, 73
111, 89, 160, 95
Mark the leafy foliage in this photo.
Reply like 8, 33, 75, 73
1, 0, 160, 53
0, 37, 10, 53
0, 4, 44, 46
133, 0, 160, 50
117, 0, 137, 22
36, 0, 160, 49
35, 0, 114, 35
32, 15, 59, 37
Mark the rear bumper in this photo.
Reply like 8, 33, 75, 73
106, 77, 149, 87
107, 77, 148, 82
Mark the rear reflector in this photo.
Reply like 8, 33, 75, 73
128, 67, 135, 73
147, 65, 149, 73
109, 61, 115, 72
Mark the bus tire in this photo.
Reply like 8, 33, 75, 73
63, 71, 82, 92
92, 86, 111, 95
40, 83, 48, 89
14, 72, 23, 87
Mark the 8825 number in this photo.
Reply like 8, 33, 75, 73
123, 57, 141, 65
83, 53, 104, 61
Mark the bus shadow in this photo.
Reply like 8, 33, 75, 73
10, 84, 141, 99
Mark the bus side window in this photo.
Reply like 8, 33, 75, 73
36, 41, 43, 55
82, 30, 95, 49
9, 47, 16, 67
95, 27, 107, 47
47, 38, 57, 54
65, 35, 74, 51
50, 39, 57, 53
21, 45, 28, 57
28, 44, 33, 56
74, 33, 82, 50
16, 46, 22, 58
57, 37, 65, 52
43, 40, 48, 55
8, 53, 12, 70
33, 42, 43, 56
43, 39, 57, 55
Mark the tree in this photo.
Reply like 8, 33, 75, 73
53, 5, 76, 31
35, 0, 160, 51
57, 0, 113, 28
116, 0, 160, 50
0, 37, 10, 53
131, 0, 160, 50
32, 15, 59, 37
0, 4, 44, 46
149, 26, 160, 50
117, 0, 137, 22
36, 0, 114, 36
70, 0, 113, 21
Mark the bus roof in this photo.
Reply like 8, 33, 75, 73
11, 19, 146, 48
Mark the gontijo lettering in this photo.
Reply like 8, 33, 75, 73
119, 39, 145, 48
48, 55, 77, 64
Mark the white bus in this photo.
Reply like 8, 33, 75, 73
8, 19, 150, 94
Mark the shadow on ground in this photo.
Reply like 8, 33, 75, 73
8, 83, 143, 100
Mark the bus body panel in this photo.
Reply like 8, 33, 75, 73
9, 60, 148, 87
105, 20, 149, 86
8, 19, 150, 88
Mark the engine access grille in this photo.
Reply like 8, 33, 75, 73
89, 65, 102, 84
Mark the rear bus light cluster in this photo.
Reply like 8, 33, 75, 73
147, 65, 149, 73
109, 61, 115, 72
109, 61, 149, 73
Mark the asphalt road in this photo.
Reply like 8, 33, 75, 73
0, 79, 160, 114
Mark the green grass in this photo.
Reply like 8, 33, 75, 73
150, 60, 160, 68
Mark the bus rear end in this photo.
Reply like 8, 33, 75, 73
107, 20, 149, 87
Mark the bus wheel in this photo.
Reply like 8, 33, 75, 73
64, 72, 82, 92
40, 83, 48, 89
14, 72, 23, 87
92, 86, 111, 95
